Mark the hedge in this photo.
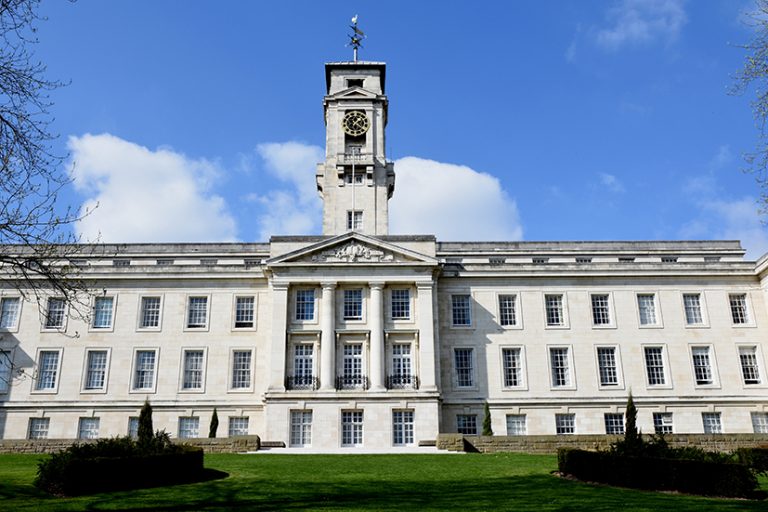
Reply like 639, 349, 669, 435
558, 448, 758, 498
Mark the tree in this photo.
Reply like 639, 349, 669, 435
137, 400, 153, 446
624, 392, 642, 452
208, 408, 218, 438
482, 402, 493, 436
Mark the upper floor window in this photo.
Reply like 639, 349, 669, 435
590, 294, 611, 326
637, 294, 658, 326
44, 298, 66, 329
343, 289, 363, 320
682, 293, 704, 325
451, 294, 471, 326
596, 346, 619, 387
498, 294, 518, 327
186, 296, 208, 329
739, 346, 762, 385
502, 347, 522, 388
729, 294, 750, 325
35, 350, 60, 391
644, 346, 667, 386
0, 350, 11, 393
391, 289, 410, 320
347, 210, 363, 230
234, 296, 255, 328
92, 296, 114, 329
231, 349, 253, 389
549, 347, 571, 387
132, 350, 157, 391
139, 296, 161, 329
182, 349, 205, 390
454, 348, 474, 388
691, 346, 714, 386
0, 297, 20, 329
295, 289, 315, 321
83, 350, 108, 391
544, 294, 565, 327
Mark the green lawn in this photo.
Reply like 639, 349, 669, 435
0, 452, 766, 511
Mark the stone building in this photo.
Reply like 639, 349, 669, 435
1, 58, 767, 449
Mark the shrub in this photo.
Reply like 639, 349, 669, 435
138, 399, 153, 447
735, 447, 768, 475
209, 408, 219, 438
482, 402, 493, 436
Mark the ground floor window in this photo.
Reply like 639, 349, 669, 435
393, 410, 414, 446
229, 417, 249, 437
28, 417, 49, 439
604, 413, 624, 435
555, 413, 575, 435
178, 416, 200, 439
506, 414, 527, 435
291, 410, 312, 447
702, 412, 722, 434
653, 412, 673, 434
457, 414, 478, 435
752, 412, 768, 434
128, 416, 139, 438
78, 417, 100, 439
341, 410, 364, 447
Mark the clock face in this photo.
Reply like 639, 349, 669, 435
342, 111, 370, 136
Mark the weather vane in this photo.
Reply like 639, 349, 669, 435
348, 15, 365, 62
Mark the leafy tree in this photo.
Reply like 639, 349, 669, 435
482, 402, 493, 436
209, 408, 219, 438
624, 392, 640, 449
137, 400, 153, 446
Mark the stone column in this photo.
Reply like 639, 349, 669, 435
369, 281, 385, 391
268, 283, 289, 391
417, 282, 438, 391
319, 282, 336, 390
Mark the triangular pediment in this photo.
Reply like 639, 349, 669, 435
266, 232, 438, 266
327, 87, 379, 100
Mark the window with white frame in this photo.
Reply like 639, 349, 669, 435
292, 344, 314, 384
391, 344, 412, 386
133, 350, 156, 390
691, 346, 714, 385
342, 344, 364, 386
683, 293, 704, 325
139, 296, 161, 328
0, 297, 20, 329
498, 294, 518, 327
653, 412, 674, 434
555, 413, 575, 434
234, 296, 255, 328
28, 417, 49, 439
182, 350, 205, 390
451, 294, 471, 326
92, 296, 114, 329
591, 294, 611, 325
506, 414, 527, 435
343, 289, 363, 320
644, 346, 666, 386
545, 294, 565, 326
739, 346, 762, 385
128, 417, 139, 438
290, 410, 312, 447
0, 351, 12, 393
231, 350, 252, 389
729, 293, 750, 325
78, 417, 100, 439
346, 210, 363, 230
84, 350, 108, 391
44, 298, 65, 329
229, 416, 249, 437
454, 348, 474, 388
502, 347, 522, 387
597, 347, 619, 387
549, 347, 571, 387
457, 414, 478, 435
393, 410, 414, 446
186, 296, 208, 328
604, 413, 624, 435
391, 288, 410, 320
35, 350, 60, 391
702, 412, 722, 434
751, 412, 768, 434
637, 293, 658, 326
341, 410, 364, 447
178, 416, 200, 438
295, 289, 315, 321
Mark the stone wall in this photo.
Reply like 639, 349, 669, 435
0, 435, 261, 454
437, 433, 768, 454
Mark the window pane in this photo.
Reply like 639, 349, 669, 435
182, 350, 204, 389
178, 416, 200, 438
597, 347, 618, 386
506, 414, 527, 435
454, 348, 474, 387
85, 350, 108, 390
691, 346, 713, 385
545, 294, 564, 326
683, 293, 703, 325
550, 348, 570, 387
78, 417, 100, 439
92, 297, 113, 328
739, 346, 761, 384
0, 350, 13, 393
0, 297, 20, 328
555, 413, 575, 434
498, 295, 517, 326
187, 297, 208, 328
36, 351, 59, 390
296, 289, 315, 321
140, 297, 161, 328
28, 418, 49, 439
45, 298, 65, 328
290, 410, 312, 447
702, 412, 722, 434
391, 289, 410, 320
729, 294, 749, 324
457, 414, 477, 435
452, 295, 471, 326
653, 412, 673, 434
644, 347, 666, 385
231, 350, 252, 389
604, 413, 624, 435
343, 289, 363, 320
133, 350, 156, 389
393, 410, 414, 445
591, 294, 611, 325
235, 297, 255, 328
341, 410, 364, 446
502, 348, 521, 387
229, 417, 249, 437
637, 294, 657, 325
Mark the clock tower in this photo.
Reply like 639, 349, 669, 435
316, 61, 395, 236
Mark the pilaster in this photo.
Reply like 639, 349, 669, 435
319, 282, 337, 390
369, 281, 385, 391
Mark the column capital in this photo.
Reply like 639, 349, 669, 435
271, 283, 290, 292
416, 281, 434, 290
321, 281, 337, 290
368, 281, 386, 290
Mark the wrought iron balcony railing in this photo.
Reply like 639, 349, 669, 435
335, 375, 369, 390
386, 374, 420, 390
285, 375, 319, 390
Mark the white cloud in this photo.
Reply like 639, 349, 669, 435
596, 0, 687, 51
68, 133, 237, 243
389, 157, 523, 241
599, 173, 625, 193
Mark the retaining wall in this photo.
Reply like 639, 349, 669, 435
0, 435, 261, 454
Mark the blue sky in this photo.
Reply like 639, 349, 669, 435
33, 0, 768, 258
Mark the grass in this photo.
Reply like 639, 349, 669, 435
0, 452, 766, 511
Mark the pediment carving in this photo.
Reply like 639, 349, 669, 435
308, 241, 398, 263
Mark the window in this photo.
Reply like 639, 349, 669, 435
597, 347, 619, 387
683, 293, 704, 325
341, 344, 364, 387
44, 298, 65, 329
391, 289, 410, 320
390, 344, 412, 387
502, 347, 522, 387
702, 412, 722, 434
533, 257, 549, 264
28, 418, 49, 439
576, 257, 592, 264
229, 417, 249, 437
182, 350, 205, 390
591, 294, 611, 325
290, 410, 312, 447
637, 294, 658, 326
84, 350, 108, 391
653, 412, 673, 434
234, 296, 255, 328
661, 256, 678, 263
344, 170, 364, 184
133, 350, 157, 390
295, 289, 315, 321
128, 417, 139, 438
78, 417, 100, 439
506, 415, 527, 435
139, 296, 161, 328
691, 346, 714, 385
555, 413, 575, 435
0, 297, 20, 329
457, 414, 478, 435
751, 413, 768, 434
35, 350, 60, 391
92, 296, 114, 329
0, 350, 12, 393
729, 294, 750, 324
113, 259, 130, 267
231, 350, 252, 389
604, 413, 624, 435
342, 411, 364, 447
644, 347, 666, 386
186, 296, 208, 328
343, 289, 363, 320
178, 417, 200, 439
544, 294, 565, 326
739, 346, 761, 385
292, 345, 314, 388
347, 78, 364, 88
346, 210, 363, 230
393, 410, 414, 446
454, 348, 474, 388
156, 258, 174, 265
451, 294, 471, 326
549, 347, 571, 387
498, 294, 518, 327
